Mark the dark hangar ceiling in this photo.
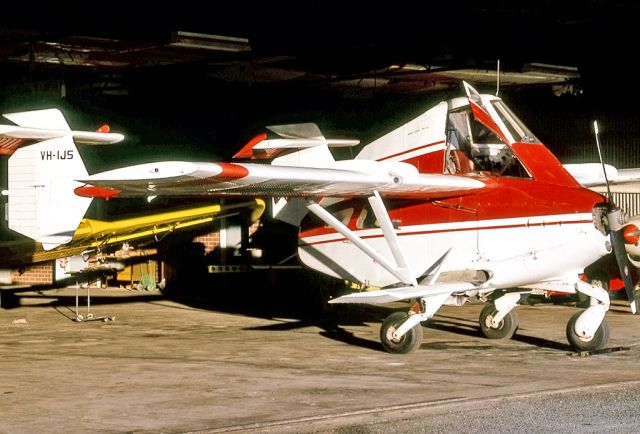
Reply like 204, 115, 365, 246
0, 0, 637, 98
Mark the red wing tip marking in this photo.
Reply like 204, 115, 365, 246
75, 185, 121, 199
214, 163, 249, 180
233, 133, 267, 159
96, 124, 111, 133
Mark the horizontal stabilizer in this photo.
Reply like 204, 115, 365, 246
234, 122, 358, 161
267, 123, 321, 139
328, 282, 476, 305
5, 108, 70, 131
38, 236, 74, 250
0, 126, 124, 144
267, 123, 359, 147
0, 109, 124, 154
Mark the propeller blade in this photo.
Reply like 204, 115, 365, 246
608, 209, 639, 313
611, 230, 638, 313
593, 121, 639, 313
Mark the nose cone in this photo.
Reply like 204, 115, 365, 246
624, 216, 640, 267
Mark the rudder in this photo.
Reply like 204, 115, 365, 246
7, 136, 91, 249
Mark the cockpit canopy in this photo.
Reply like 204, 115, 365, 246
445, 96, 537, 178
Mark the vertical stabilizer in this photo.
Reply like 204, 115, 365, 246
355, 101, 448, 173
271, 144, 336, 167
7, 136, 91, 249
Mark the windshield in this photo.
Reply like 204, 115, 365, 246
490, 100, 538, 144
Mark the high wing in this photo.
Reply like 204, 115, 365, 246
76, 110, 484, 200
76, 160, 485, 200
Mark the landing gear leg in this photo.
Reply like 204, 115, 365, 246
567, 280, 610, 351
479, 292, 520, 340
577, 271, 609, 308
566, 310, 609, 351
380, 312, 423, 354
379, 293, 449, 354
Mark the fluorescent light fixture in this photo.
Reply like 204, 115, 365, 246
170, 31, 250, 52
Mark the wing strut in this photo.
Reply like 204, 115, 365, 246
306, 196, 417, 286
367, 190, 417, 285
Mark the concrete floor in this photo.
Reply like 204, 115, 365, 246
1, 282, 640, 433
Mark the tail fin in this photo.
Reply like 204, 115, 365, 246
355, 102, 448, 173
6, 135, 92, 250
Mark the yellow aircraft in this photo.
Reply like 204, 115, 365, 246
0, 199, 265, 268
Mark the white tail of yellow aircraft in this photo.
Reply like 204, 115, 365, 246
2, 109, 123, 249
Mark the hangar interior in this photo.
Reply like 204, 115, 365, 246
1, 1, 640, 290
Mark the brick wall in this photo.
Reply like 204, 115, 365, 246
193, 221, 260, 255
192, 231, 220, 255
7, 225, 257, 285
10, 263, 53, 285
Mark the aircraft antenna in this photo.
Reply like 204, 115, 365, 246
593, 120, 612, 201
495, 59, 500, 96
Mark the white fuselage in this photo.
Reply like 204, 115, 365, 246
299, 210, 610, 290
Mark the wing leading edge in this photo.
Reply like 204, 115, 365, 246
76, 160, 485, 199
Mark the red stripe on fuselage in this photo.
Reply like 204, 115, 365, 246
301, 218, 593, 246
376, 140, 445, 162
299, 176, 605, 238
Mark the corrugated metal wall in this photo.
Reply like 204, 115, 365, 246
611, 193, 640, 218
549, 112, 640, 169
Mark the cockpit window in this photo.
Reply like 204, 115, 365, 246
356, 206, 379, 229
445, 107, 530, 178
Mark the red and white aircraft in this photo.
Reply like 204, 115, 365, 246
7, 82, 637, 353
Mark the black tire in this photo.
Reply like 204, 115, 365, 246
479, 302, 519, 340
566, 310, 610, 352
380, 312, 423, 354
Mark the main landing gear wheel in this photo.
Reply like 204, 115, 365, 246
566, 311, 610, 352
380, 312, 423, 354
479, 302, 519, 340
